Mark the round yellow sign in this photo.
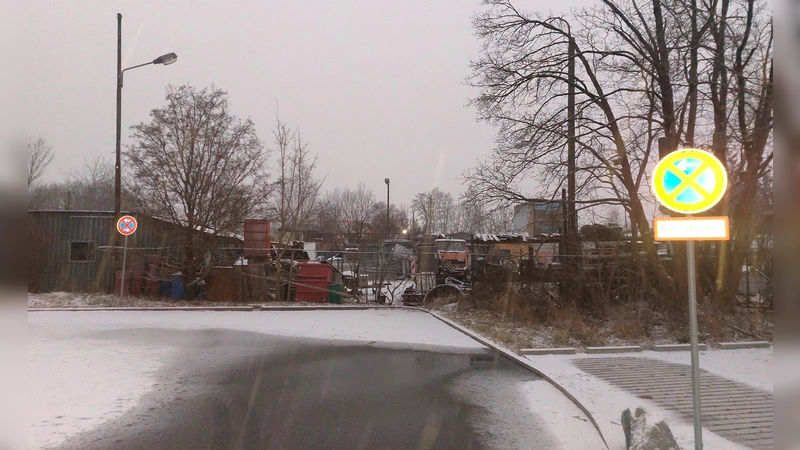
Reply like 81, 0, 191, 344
652, 149, 727, 214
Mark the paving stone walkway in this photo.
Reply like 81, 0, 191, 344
572, 357, 773, 450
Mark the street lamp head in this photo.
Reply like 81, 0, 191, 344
385, 178, 390, 185
402, 229, 408, 235
153, 52, 178, 65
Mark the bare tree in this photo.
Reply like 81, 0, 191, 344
27, 133, 54, 186
411, 188, 456, 235
268, 119, 324, 301
452, 200, 514, 233
466, 0, 771, 308
581, 0, 772, 305
318, 182, 376, 240
369, 201, 408, 237
704, 0, 773, 305
28, 156, 118, 211
65, 156, 116, 210
126, 84, 270, 299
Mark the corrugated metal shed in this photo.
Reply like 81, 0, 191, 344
29, 211, 118, 292
28, 211, 242, 294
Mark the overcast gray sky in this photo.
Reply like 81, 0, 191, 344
29, 0, 588, 206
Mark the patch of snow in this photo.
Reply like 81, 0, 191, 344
641, 348, 772, 393
31, 309, 485, 352
521, 379, 607, 449
525, 353, 756, 450
28, 332, 169, 449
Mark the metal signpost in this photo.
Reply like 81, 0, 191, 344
652, 149, 729, 450
116, 215, 138, 300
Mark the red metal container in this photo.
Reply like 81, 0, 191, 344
243, 219, 271, 258
296, 262, 334, 281
294, 262, 333, 302
294, 280, 329, 302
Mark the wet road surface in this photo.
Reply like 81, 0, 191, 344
53, 327, 554, 450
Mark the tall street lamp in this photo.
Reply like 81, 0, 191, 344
384, 178, 390, 236
115, 13, 177, 219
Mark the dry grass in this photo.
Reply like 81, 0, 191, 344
428, 287, 772, 352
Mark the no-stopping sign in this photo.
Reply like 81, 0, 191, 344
117, 215, 137, 236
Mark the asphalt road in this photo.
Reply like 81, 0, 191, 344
53, 327, 556, 450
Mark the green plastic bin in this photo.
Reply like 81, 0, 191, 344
328, 283, 343, 304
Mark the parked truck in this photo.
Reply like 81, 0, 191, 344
433, 237, 470, 284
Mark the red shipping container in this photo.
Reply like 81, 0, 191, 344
294, 279, 329, 302
294, 262, 333, 302
296, 262, 334, 282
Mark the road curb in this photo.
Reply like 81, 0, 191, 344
585, 345, 643, 354
519, 347, 577, 355
713, 341, 772, 349
424, 311, 610, 450
651, 343, 708, 352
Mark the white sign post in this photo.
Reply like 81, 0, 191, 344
652, 149, 730, 450
116, 215, 138, 300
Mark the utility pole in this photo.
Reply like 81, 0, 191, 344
115, 13, 122, 220
561, 189, 568, 259
114, 14, 176, 220
564, 35, 582, 303
384, 178, 390, 237
567, 37, 576, 242
428, 194, 434, 235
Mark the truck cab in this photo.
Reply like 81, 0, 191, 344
433, 238, 470, 282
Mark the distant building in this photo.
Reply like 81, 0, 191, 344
513, 200, 563, 236
28, 210, 241, 294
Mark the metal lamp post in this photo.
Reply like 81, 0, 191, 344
114, 12, 177, 220
384, 178, 390, 236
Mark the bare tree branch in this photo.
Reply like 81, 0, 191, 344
27, 133, 54, 186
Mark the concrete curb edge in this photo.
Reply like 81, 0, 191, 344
713, 341, 772, 349
652, 343, 709, 352
519, 347, 577, 355
585, 345, 643, 354
424, 310, 610, 450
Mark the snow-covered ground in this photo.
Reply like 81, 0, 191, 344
28, 332, 170, 449
521, 379, 607, 449
29, 308, 605, 450
641, 348, 772, 393
525, 348, 773, 450
30, 309, 483, 354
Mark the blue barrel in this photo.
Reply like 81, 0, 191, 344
171, 274, 185, 299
